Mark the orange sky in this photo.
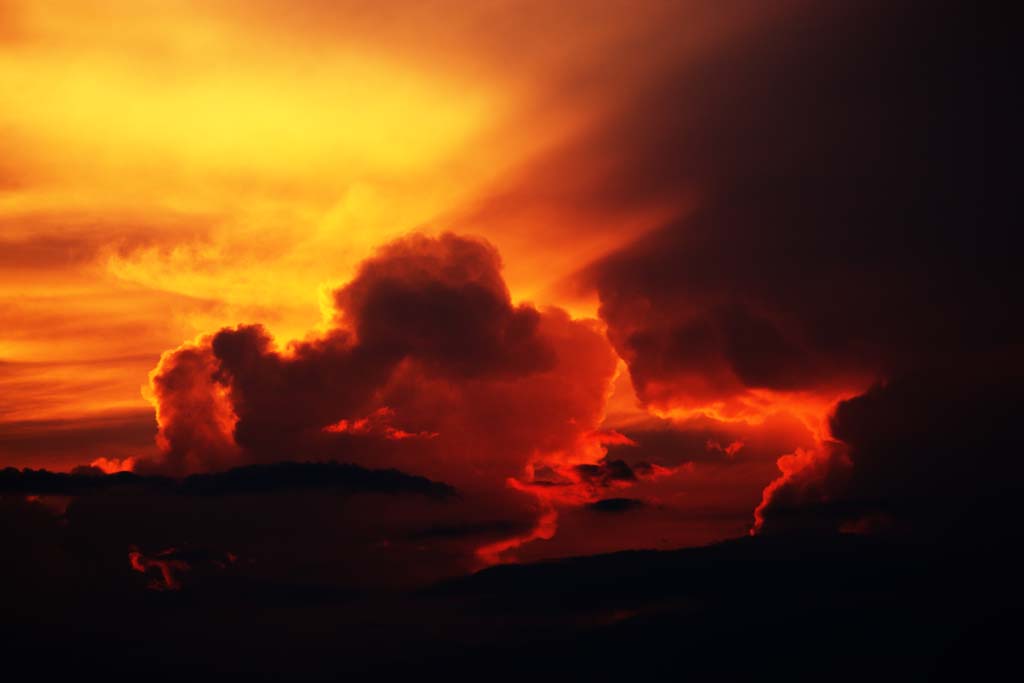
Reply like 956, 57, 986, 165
1, 0, 797, 464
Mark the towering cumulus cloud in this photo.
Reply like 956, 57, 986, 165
145, 232, 617, 560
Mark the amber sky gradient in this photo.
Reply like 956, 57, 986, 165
1, 0, 790, 465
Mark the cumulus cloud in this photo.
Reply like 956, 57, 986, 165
138, 232, 620, 563
145, 233, 616, 485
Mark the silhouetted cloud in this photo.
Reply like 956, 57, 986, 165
574, 459, 636, 486
587, 497, 644, 513
147, 233, 616, 490
757, 370, 1021, 540
574, 0, 1013, 540
1, 461, 454, 499
586, 1, 1005, 412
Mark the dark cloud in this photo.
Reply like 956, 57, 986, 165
757, 369, 1022, 541
139, 233, 619, 568
605, 422, 745, 468
0, 233, 99, 271
0, 408, 158, 467
0, 461, 454, 499
574, 459, 636, 486
598, 411, 813, 478
2, 466, 156, 495
566, 0, 1013, 542
334, 233, 556, 380
173, 235, 558, 471
180, 461, 455, 498
585, 0, 1007, 410
587, 497, 644, 513
0, 214, 212, 273
148, 232, 614, 484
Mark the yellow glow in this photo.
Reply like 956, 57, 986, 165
0, 0, 507, 411
1, 0, 779, 457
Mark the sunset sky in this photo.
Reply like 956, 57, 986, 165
1, 0, 754, 441
0, 0, 1010, 609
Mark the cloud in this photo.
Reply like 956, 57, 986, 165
181, 462, 455, 498
146, 232, 614, 489
756, 369, 1022, 540
128, 546, 192, 591
0, 461, 455, 499
142, 232, 619, 562
562, 0, 1013, 541
574, 459, 637, 486
333, 233, 556, 379
603, 420, 754, 468
583, 1, 1002, 414
147, 343, 241, 474
587, 497, 644, 513
0, 409, 157, 471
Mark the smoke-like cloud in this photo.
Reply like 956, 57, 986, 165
140, 232, 619, 563
574, 0, 1012, 538
586, 1, 1001, 411
756, 369, 1021, 541
146, 233, 615, 481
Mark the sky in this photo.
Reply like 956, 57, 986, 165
0, 0, 1010, 587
